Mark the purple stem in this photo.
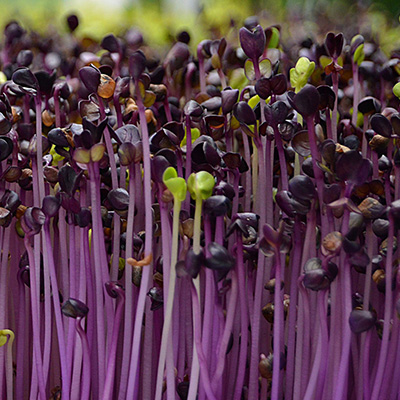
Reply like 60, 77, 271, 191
126, 94, 153, 398
102, 290, 126, 400
0, 227, 10, 397
211, 270, 238, 391
284, 217, 303, 400
271, 251, 283, 400
201, 217, 215, 372
23, 234, 47, 400
352, 62, 360, 126
88, 161, 107, 395
331, 71, 339, 142
191, 283, 218, 400
306, 116, 328, 239
44, 221, 70, 400
273, 124, 289, 191
248, 136, 267, 400
294, 276, 311, 399
97, 96, 121, 282
118, 163, 136, 398
53, 87, 61, 127
233, 234, 248, 400
15, 270, 27, 400
333, 211, 352, 400
370, 214, 394, 400
76, 317, 91, 400
241, 130, 252, 212
363, 330, 372, 399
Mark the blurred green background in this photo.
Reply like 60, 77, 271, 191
0, 0, 399, 52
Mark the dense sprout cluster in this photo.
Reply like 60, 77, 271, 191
1, 14, 400, 400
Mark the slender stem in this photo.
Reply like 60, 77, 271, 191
331, 71, 339, 142
248, 137, 267, 400
273, 124, 289, 191
23, 234, 47, 400
102, 291, 126, 400
118, 164, 136, 399
306, 116, 328, 239
187, 197, 203, 399
76, 318, 91, 400
190, 283, 217, 400
155, 198, 181, 400
271, 251, 283, 400
211, 270, 238, 390
44, 221, 70, 400
370, 214, 394, 400
352, 62, 359, 127
126, 94, 153, 398
88, 162, 107, 395
285, 217, 303, 399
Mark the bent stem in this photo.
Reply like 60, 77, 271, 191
0, 329, 15, 400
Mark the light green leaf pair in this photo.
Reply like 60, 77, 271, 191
290, 57, 315, 93
73, 143, 106, 164
244, 58, 272, 81
393, 82, 400, 99
351, 35, 365, 66
163, 167, 187, 202
187, 171, 215, 201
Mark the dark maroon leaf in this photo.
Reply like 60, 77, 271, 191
184, 100, 203, 118
289, 175, 315, 202
42, 196, 61, 218
48, 128, 70, 147
62, 298, 89, 319
223, 152, 241, 169
35, 70, 57, 96
16, 49, 33, 67
317, 85, 336, 110
358, 97, 381, 115
370, 113, 392, 138
12, 67, 39, 91
0, 137, 13, 162
264, 101, 288, 125
101, 34, 120, 53
79, 65, 101, 93
349, 309, 376, 334
239, 25, 266, 60
1, 190, 20, 213
202, 97, 222, 112
255, 78, 271, 99
185, 249, 205, 279
203, 195, 231, 217
58, 165, 79, 196
291, 85, 320, 118
105, 282, 124, 298
205, 242, 235, 276
233, 101, 256, 125
291, 130, 310, 156
107, 189, 130, 211
118, 143, 136, 166
221, 88, 239, 114
270, 74, 287, 95
66, 15, 79, 32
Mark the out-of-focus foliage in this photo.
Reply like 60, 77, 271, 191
0, 0, 399, 55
